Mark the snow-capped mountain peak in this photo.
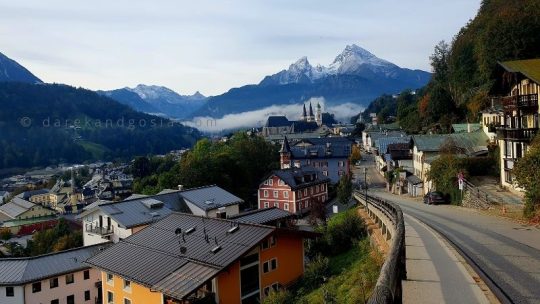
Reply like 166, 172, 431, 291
328, 44, 396, 75
260, 44, 402, 86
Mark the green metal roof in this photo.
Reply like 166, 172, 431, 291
499, 59, 540, 85
452, 123, 481, 133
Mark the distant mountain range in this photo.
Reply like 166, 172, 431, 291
98, 85, 207, 119
0, 52, 42, 84
0, 53, 200, 169
191, 44, 431, 118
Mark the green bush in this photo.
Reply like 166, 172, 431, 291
303, 255, 330, 290
0, 229, 12, 240
262, 290, 293, 304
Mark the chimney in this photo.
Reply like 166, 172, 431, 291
178, 185, 184, 191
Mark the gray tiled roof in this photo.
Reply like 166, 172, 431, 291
16, 189, 49, 200
0, 244, 109, 285
290, 144, 350, 159
0, 198, 36, 219
229, 207, 293, 225
269, 166, 330, 190
79, 185, 242, 227
374, 136, 411, 154
179, 186, 243, 212
86, 213, 274, 299
265, 116, 290, 127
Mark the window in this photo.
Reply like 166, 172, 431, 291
278, 180, 285, 186
304, 189, 307, 196
274, 202, 279, 207
263, 258, 278, 273
106, 273, 114, 285
284, 203, 289, 211
66, 273, 74, 284
273, 191, 278, 198
283, 191, 288, 198
123, 280, 131, 292
84, 270, 90, 280
316, 185, 319, 192
323, 170, 328, 176
6, 286, 14, 297
264, 202, 269, 208
263, 283, 280, 296
50, 277, 59, 289
32, 282, 41, 293
268, 179, 273, 186
67, 295, 75, 304
51, 300, 59, 304
107, 291, 114, 304
261, 236, 276, 250
124, 299, 132, 304
85, 290, 91, 301
310, 187, 313, 195
263, 190, 269, 198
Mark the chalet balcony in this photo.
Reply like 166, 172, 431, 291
85, 223, 114, 236
499, 94, 539, 112
496, 126, 538, 142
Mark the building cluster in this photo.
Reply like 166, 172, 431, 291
260, 102, 356, 141
362, 59, 540, 197
0, 182, 318, 304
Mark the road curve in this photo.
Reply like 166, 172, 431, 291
371, 190, 540, 304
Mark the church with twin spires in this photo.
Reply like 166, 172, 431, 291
261, 101, 335, 138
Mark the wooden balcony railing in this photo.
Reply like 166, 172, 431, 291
499, 94, 539, 112
496, 127, 538, 142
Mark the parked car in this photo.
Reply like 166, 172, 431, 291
423, 191, 446, 205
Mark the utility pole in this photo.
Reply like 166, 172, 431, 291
364, 167, 368, 208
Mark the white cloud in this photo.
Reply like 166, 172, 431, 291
183, 97, 363, 133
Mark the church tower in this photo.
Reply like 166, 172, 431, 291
307, 102, 315, 122
316, 102, 322, 126
279, 136, 292, 169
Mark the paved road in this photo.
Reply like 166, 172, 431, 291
372, 189, 540, 304
403, 213, 489, 304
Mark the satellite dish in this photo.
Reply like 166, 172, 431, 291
175, 228, 182, 236
180, 246, 187, 254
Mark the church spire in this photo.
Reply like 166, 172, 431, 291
307, 102, 314, 122
302, 104, 307, 121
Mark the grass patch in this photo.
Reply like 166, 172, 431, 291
298, 239, 382, 304
78, 141, 109, 159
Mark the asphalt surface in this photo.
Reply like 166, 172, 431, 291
369, 187, 540, 304
354, 153, 540, 304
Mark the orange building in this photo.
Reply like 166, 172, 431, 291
85, 212, 316, 304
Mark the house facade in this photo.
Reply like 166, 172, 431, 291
79, 185, 243, 246
492, 59, 540, 190
0, 244, 107, 304
0, 197, 55, 222
86, 213, 315, 304
258, 168, 329, 215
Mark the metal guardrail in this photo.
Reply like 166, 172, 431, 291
353, 191, 406, 304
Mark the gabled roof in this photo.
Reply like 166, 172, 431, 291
0, 197, 37, 219
0, 243, 109, 286
265, 116, 290, 128
16, 189, 49, 200
499, 59, 540, 85
85, 213, 275, 300
180, 185, 243, 212
268, 166, 330, 190
375, 136, 411, 154
450, 130, 489, 156
290, 144, 350, 159
78, 185, 243, 227
229, 207, 293, 225
411, 134, 450, 152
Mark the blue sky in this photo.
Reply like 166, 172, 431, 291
0, 0, 481, 96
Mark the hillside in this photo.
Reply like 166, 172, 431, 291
99, 85, 207, 119
0, 82, 200, 168
357, 0, 540, 133
192, 45, 430, 118
0, 52, 42, 84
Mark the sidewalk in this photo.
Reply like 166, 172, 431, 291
403, 214, 492, 304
